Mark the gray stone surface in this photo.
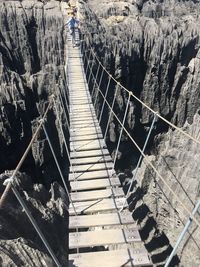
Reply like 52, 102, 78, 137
0, 1, 69, 266
0, 171, 69, 266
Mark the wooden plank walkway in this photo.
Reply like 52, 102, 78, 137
66, 26, 151, 266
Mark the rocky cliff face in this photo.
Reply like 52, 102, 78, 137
79, 0, 200, 265
0, 1, 69, 266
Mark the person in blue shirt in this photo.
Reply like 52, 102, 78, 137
66, 15, 79, 46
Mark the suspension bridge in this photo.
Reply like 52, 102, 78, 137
66, 29, 151, 266
0, 2, 200, 267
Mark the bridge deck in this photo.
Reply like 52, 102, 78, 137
67, 29, 151, 266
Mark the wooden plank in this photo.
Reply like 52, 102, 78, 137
70, 116, 98, 123
69, 197, 127, 215
69, 210, 133, 228
70, 101, 92, 106
71, 155, 112, 165
70, 188, 124, 202
69, 228, 141, 249
69, 249, 151, 267
70, 128, 102, 137
69, 169, 113, 181
70, 177, 120, 191
70, 162, 113, 173
70, 124, 100, 130
70, 96, 90, 101
70, 118, 98, 125
70, 139, 106, 151
70, 149, 109, 158
70, 133, 103, 142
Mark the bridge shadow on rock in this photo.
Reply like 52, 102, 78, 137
119, 173, 180, 267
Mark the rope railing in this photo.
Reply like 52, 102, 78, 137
0, 98, 63, 267
81, 32, 200, 146
85, 46, 200, 230
0, 100, 52, 209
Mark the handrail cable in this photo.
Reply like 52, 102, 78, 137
0, 100, 52, 209
87, 61, 200, 228
82, 37, 200, 146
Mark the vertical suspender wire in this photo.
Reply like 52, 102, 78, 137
104, 83, 119, 140
120, 112, 157, 212
82, 39, 88, 65
57, 89, 70, 132
0, 101, 52, 208
99, 75, 111, 124
164, 199, 200, 267
91, 63, 100, 97
87, 57, 95, 86
94, 67, 104, 108
85, 50, 92, 76
112, 93, 131, 173
42, 125, 77, 216
11, 185, 62, 267
52, 98, 76, 183
57, 92, 76, 152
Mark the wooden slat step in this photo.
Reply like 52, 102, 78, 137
69, 210, 133, 228
69, 197, 127, 215
70, 148, 109, 158
70, 128, 102, 137
70, 188, 124, 202
70, 101, 92, 106
69, 228, 141, 249
70, 139, 106, 151
70, 123, 100, 132
71, 107, 95, 113
70, 162, 113, 173
70, 133, 103, 142
71, 155, 112, 165
69, 248, 151, 267
70, 177, 120, 191
69, 169, 113, 181
70, 118, 98, 125
70, 116, 97, 123
70, 96, 90, 101
70, 111, 96, 117
70, 103, 94, 108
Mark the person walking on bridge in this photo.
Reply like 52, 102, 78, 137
66, 14, 79, 47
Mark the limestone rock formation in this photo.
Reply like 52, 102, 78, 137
0, 1, 69, 266
0, 171, 69, 266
